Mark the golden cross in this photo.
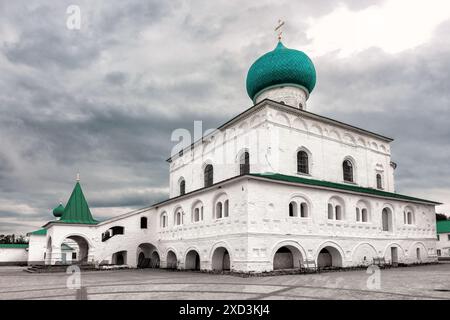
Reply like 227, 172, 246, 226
275, 19, 285, 41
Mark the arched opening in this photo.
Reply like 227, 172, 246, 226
273, 245, 303, 270
179, 179, 186, 196
137, 243, 159, 268
204, 164, 214, 187
416, 248, 421, 261
166, 251, 177, 269
239, 152, 250, 175
382, 208, 393, 232
211, 247, 231, 271
59, 235, 90, 265
289, 201, 298, 217
140, 217, 148, 229
297, 150, 309, 174
317, 246, 343, 269
376, 174, 383, 189
185, 250, 201, 270
112, 251, 127, 265
343, 159, 354, 182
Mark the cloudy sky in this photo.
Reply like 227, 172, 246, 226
1, 0, 449, 234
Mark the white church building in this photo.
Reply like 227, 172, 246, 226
21, 38, 441, 272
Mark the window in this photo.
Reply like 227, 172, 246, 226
192, 201, 204, 223
376, 174, 383, 189
437, 235, 440, 241
327, 198, 345, 221
343, 159, 354, 182
361, 209, 368, 222
404, 207, 414, 225
175, 209, 183, 226
289, 202, 297, 217
160, 213, 168, 228
72, 252, 77, 260
356, 208, 361, 222
297, 151, 309, 174
328, 204, 334, 220
179, 179, 186, 196
289, 199, 308, 218
448, 234, 450, 241
102, 226, 125, 242
214, 194, 229, 219
239, 152, 250, 175
204, 164, 214, 187
382, 208, 392, 232
335, 205, 343, 220
140, 217, 148, 229
356, 201, 370, 223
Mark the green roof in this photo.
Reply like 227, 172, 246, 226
28, 229, 47, 236
58, 181, 98, 225
250, 173, 440, 205
246, 41, 316, 101
61, 243, 74, 251
437, 220, 450, 234
0, 244, 29, 249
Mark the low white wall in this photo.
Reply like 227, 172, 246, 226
0, 248, 28, 265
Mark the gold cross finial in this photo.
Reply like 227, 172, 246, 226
275, 19, 285, 41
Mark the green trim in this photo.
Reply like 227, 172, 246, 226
250, 173, 440, 205
59, 182, 98, 225
437, 220, 450, 234
28, 229, 47, 236
0, 244, 29, 249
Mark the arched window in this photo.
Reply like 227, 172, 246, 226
328, 204, 334, 220
343, 159, 354, 182
356, 201, 370, 223
404, 207, 414, 225
140, 217, 148, 229
239, 152, 250, 175
361, 209, 368, 222
376, 174, 382, 189
216, 202, 223, 219
160, 212, 168, 229
382, 208, 392, 232
179, 179, 186, 195
300, 203, 308, 218
174, 209, 183, 226
297, 150, 309, 174
356, 208, 361, 222
335, 205, 343, 220
192, 201, 204, 223
204, 164, 214, 187
289, 202, 298, 217
224, 200, 229, 217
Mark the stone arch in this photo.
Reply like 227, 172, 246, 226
185, 247, 201, 270
309, 124, 323, 136
316, 241, 345, 268
383, 242, 405, 264
327, 195, 346, 220
271, 240, 307, 270
289, 193, 312, 218
166, 250, 178, 269
357, 137, 366, 147
212, 192, 229, 219
211, 246, 231, 271
329, 129, 342, 141
381, 204, 395, 232
351, 242, 378, 265
57, 234, 92, 265
408, 242, 428, 262
371, 141, 379, 150
343, 133, 356, 145
137, 243, 160, 268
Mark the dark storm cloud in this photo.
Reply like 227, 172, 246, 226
0, 0, 449, 234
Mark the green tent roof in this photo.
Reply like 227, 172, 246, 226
28, 229, 47, 236
437, 220, 450, 234
0, 244, 29, 249
58, 181, 98, 225
250, 173, 440, 205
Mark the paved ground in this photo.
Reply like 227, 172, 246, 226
0, 263, 449, 300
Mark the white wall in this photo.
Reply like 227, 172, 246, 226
28, 234, 47, 265
0, 248, 28, 264
437, 232, 450, 257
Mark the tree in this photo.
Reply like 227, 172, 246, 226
436, 213, 449, 221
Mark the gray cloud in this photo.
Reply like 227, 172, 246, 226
0, 0, 449, 235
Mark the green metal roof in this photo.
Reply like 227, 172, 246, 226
61, 243, 74, 251
250, 173, 440, 205
0, 244, 29, 249
28, 229, 47, 236
246, 41, 316, 101
58, 181, 98, 225
437, 220, 450, 234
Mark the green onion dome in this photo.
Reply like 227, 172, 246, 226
53, 203, 65, 218
246, 41, 316, 101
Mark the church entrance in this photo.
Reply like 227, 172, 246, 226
58, 235, 89, 265
317, 246, 342, 269
185, 250, 201, 270
211, 247, 230, 271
